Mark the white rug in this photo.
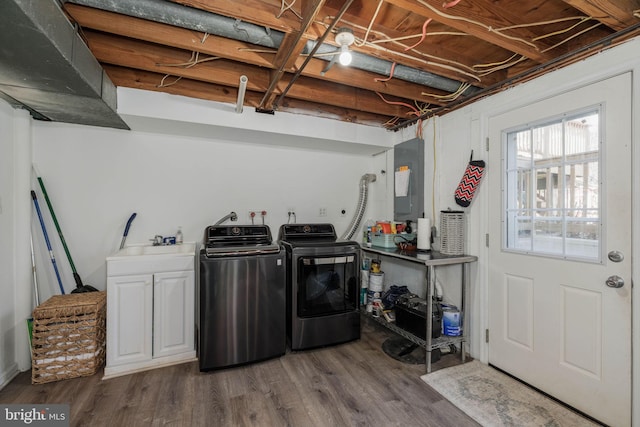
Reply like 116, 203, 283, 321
421, 361, 602, 427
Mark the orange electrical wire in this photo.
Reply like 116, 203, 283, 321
404, 19, 432, 51
374, 62, 397, 82
376, 92, 422, 139
443, 0, 462, 8
376, 92, 421, 117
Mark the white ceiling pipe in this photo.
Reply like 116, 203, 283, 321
235, 75, 248, 113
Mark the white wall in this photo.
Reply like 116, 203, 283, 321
0, 101, 32, 389
0, 99, 17, 388
117, 89, 393, 156
1, 85, 398, 381
30, 98, 394, 302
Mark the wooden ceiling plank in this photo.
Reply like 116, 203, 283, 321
65, 4, 273, 67
84, 33, 270, 92
167, 0, 301, 32
84, 31, 411, 117
318, 4, 506, 86
383, 0, 556, 63
63, 1, 636, 128
104, 65, 263, 107
297, 60, 448, 106
274, 33, 310, 70
68, 1, 469, 90
561, 0, 640, 31
261, 0, 326, 109
65, 4, 447, 105
103, 65, 392, 126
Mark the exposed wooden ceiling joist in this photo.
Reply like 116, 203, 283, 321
61, 0, 640, 130
259, 0, 326, 110
562, 0, 640, 31
84, 31, 413, 118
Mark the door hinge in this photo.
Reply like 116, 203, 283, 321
485, 233, 489, 247
485, 329, 489, 343
486, 137, 490, 152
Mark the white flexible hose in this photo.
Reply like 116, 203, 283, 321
341, 173, 376, 240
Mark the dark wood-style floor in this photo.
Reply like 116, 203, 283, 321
0, 317, 479, 427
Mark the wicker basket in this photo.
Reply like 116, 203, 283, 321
31, 291, 106, 384
440, 210, 465, 255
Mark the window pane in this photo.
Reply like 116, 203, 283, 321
535, 166, 561, 209
566, 113, 598, 156
516, 130, 532, 163
533, 211, 562, 254
507, 169, 531, 210
508, 210, 532, 251
566, 214, 599, 259
517, 169, 531, 210
533, 122, 563, 160
565, 161, 598, 210
504, 108, 601, 262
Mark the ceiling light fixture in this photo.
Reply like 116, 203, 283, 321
335, 27, 355, 66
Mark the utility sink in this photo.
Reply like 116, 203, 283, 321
107, 242, 196, 276
115, 243, 196, 256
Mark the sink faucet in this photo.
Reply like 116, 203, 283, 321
214, 211, 238, 225
150, 235, 163, 246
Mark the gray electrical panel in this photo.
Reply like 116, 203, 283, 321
394, 138, 424, 222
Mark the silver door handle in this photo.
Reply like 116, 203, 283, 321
605, 275, 624, 288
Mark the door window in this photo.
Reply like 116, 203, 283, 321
504, 108, 601, 261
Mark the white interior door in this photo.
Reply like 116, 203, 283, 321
487, 73, 632, 427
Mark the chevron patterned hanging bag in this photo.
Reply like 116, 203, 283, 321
454, 151, 485, 207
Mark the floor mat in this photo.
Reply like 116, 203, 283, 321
421, 360, 602, 426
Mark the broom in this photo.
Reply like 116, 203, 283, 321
33, 166, 98, 293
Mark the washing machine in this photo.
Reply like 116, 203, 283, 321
199, 224, 286, 370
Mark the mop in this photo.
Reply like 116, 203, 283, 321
31, 191, 65, 295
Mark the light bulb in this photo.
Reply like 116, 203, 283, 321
339, 45, 352, 66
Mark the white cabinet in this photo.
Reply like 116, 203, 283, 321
153, 270, 194, 358
106, 274, 153, 367
104, 244, 196, 379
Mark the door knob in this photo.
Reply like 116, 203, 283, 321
605, 275, 624, 288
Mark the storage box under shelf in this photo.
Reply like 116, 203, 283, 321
371, 233, 415, 249
31, 292, 106, 384
394, 298, 442, 340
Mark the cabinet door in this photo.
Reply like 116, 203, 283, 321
153, 270, 195, 358
106, 274, 153, 367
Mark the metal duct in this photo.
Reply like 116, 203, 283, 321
0, 0, 128, 129
308, 42, 478, 94
341, 174, 377, 241
66, 0, 284, 48
66, 0, 478, 95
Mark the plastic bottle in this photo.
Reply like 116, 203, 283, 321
175, 226, 183, 245
364, 219, 375, 247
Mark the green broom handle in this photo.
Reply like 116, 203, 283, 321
36, 175, 78, 275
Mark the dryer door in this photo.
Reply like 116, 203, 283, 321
296, 254, 358, 317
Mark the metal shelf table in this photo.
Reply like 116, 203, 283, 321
361, 245, 477, 373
